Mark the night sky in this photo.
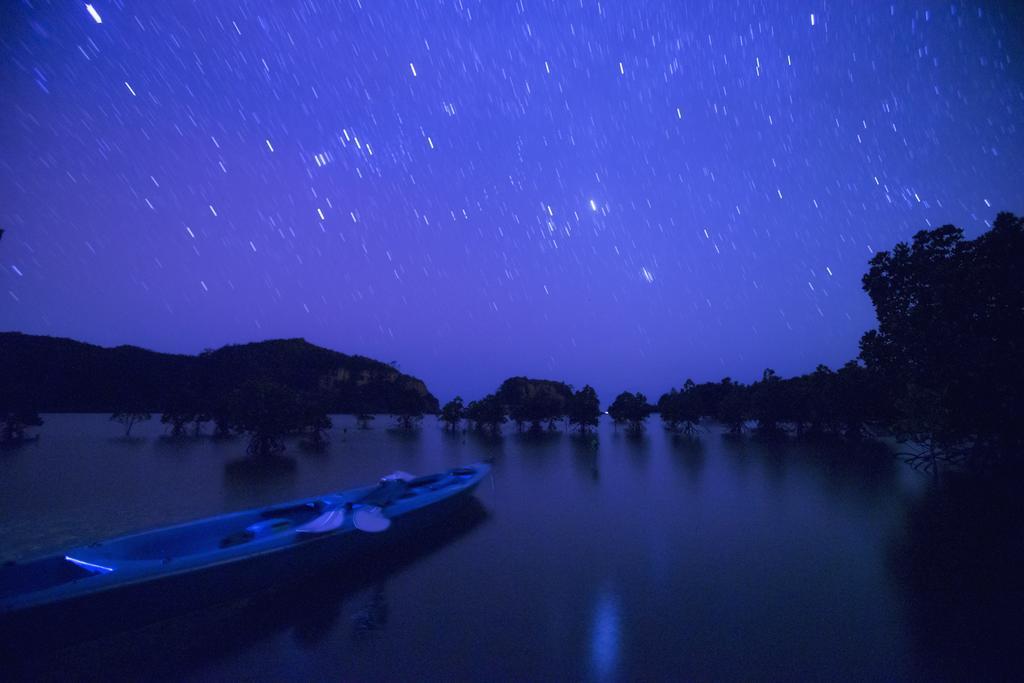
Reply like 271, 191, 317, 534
2, 1, 1022, 402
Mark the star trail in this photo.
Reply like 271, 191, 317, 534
1, 0, 1022, 401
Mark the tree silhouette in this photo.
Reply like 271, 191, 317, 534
717, 381, 748, 434
160, 386, 197, 436
1, 411, 43, 443
801, 365, 839, 437
440, 396, 464, 431
497, 377, 572, 432
390, 387, 424, 431
211, 410, 234, 438
480, 393, 508, 433
0, 335, 440, 416
160, 409, 191, 437
749, 369, 785, 436
464, 400, 480, 430
508, 401, 529, 432
657, 379, 702, 434
190, 406, 211, 436
833, 360, 883, 439
567, 385, 601, 433
221, 380, 329, 458
860, 212, 1024, 470
655, 366, 884, 442
299, 396, 333, 449
465, 393, 506, 434
608, 391, 652, 434
111, 411, 151, 436
356, 413, 375, 429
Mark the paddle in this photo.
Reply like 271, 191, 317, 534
352, 506, 391, 532
295, 502, 390, 534
349, 473, 414, 532
295, 506, 347, 534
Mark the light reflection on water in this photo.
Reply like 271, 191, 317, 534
589, 586, 621, 681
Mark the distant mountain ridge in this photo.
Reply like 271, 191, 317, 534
0, 332, 439, 414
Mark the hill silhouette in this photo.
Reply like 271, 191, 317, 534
0, 333, 438, 415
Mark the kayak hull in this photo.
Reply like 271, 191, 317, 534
0, 463, 489, 657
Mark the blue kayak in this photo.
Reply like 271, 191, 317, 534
0, 463, 489, 650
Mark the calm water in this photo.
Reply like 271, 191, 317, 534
0, 414, 990, 681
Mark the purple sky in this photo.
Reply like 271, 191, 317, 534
2, 1, 1023, 403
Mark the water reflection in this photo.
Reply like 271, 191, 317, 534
297, 437, 330, 455
666, 433, 706, 486
224, 452, 297, 472
108, 435, 148, 446
515, 429, 563, 473
569, 434, 601, 482
383, 426, 423, 443
462, 431, 506, 469
154, 433, 207, 450
0, 435, 41, 452
351, 584, 389, 641
888, 473, 1024, 680
589, 587, 621, 681
0, 415, 987, 680
616, 430, 651, 470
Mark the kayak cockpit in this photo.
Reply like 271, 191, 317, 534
219, 517, 295, 548
72, 498, 341, 565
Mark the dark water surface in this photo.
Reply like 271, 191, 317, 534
0, 414, 995, 680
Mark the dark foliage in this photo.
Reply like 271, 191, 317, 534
110, 411, 151, 437
860, 212, 1024, 470
0, 365, 44, 443
464, 393, 506, 434
715, 378, 748, 434
497, 377, 573, 431
0, 410, 43, 443
439, 396, 464, 431
0, 335, 187, 414
656, 365, 887, 442
748, 369, 788, 436
640, 214, 1019, 472
0, 335, 439, 417
608, 391, 653, 433
566, 385, 601, 433
217, 380, 331, 458
657, 380, 702, 434
463, 377, 584, 435
299, 396, 333, 449
160, 407, 192, 437
390, 386, 425, 431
